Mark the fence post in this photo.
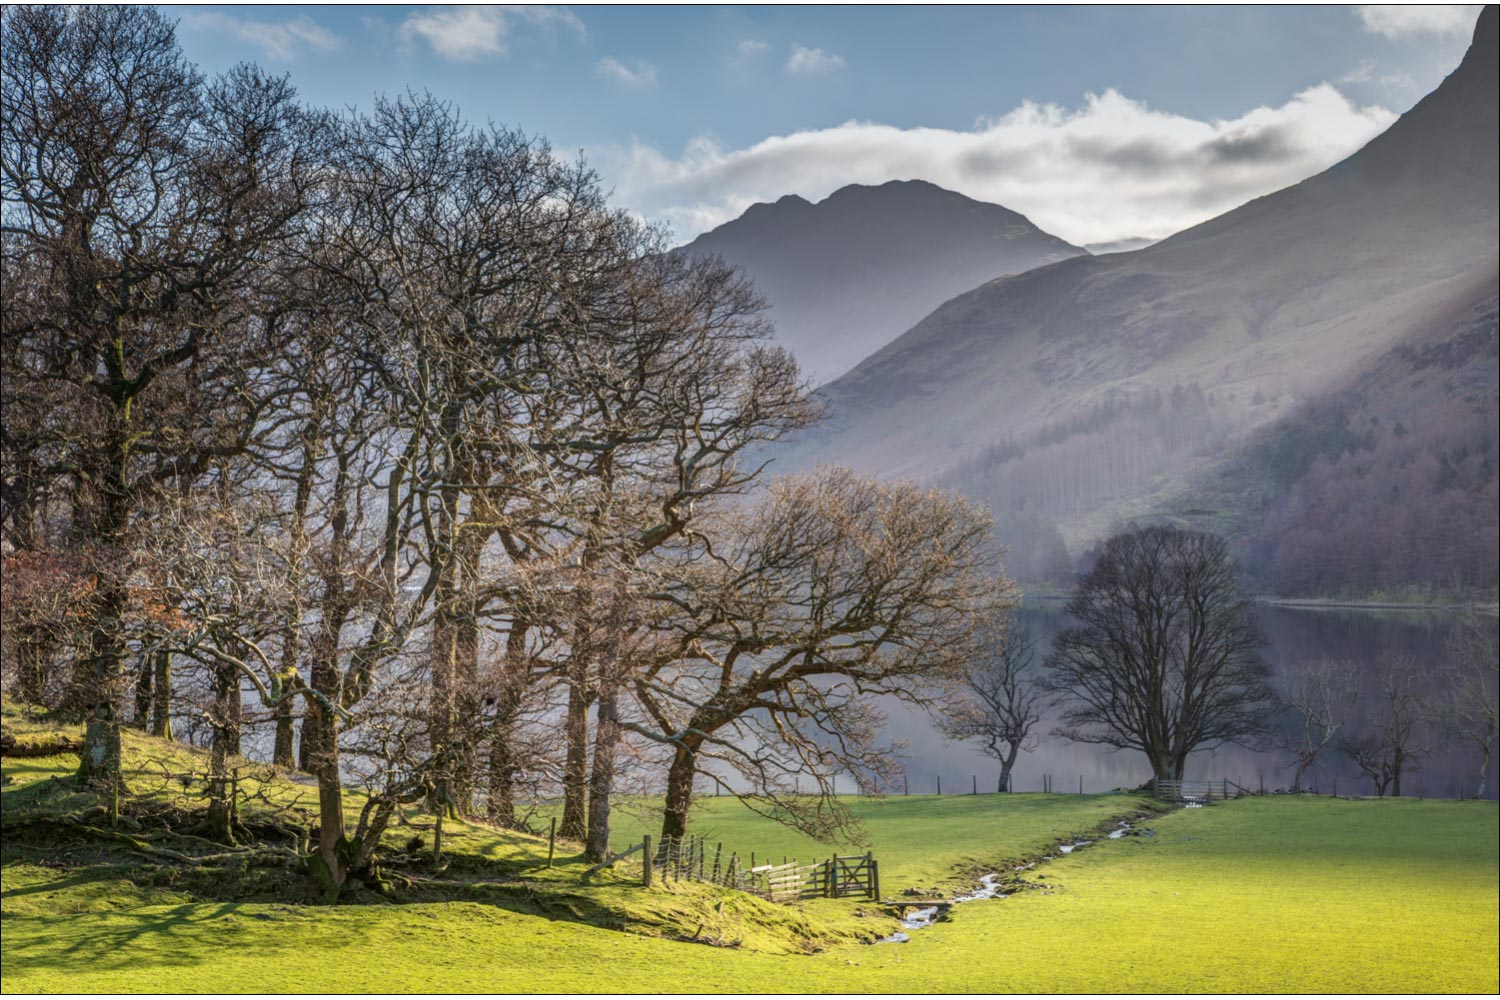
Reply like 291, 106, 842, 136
547, 817, 557, 868
698, 837, 706, 880
1080, 775, 1084, 795
642, 835, 653, 887
972, 774, 977, 795
713, 842, 722, 882
870, 856, 880, 901
937, 775, 942, 796
829, 856, 838, 898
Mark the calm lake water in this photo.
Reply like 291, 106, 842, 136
880, 602, 1500, 800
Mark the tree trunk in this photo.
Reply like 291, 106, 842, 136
76, 578, 127, 792
450, 600, 480, 813
272, 699, 296, 769
308, 701, 349, 900
585, 681, 621, 861
150, 651, 173, 740
207, 660, 242, 843
998, 743, 1020, 793
1144, 746, 1176, 783
76, 396, 133, 791
298, 713, 316, 772
78, 699, 124, 793
306, 636, 350, 901
559, 679, 590, 841
132, 655, 153, 729
486, 714, 517, 827
660, 739, 701, 844
484, 618, 530, 828
272, 628, 299, 769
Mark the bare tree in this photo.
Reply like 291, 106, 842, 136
1, 6, 322, 789
1342, 653, 1438, 798
1274, 658, 1359, 791
630, 467, 1009, 845
1444, 614, 1497, 799
940, 613, 1045, 792
1044, 525, 1275, 780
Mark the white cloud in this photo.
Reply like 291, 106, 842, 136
595, 57, 658, 89
786, 45, 846, 76
398, 5, 584, 61
1355, 5, 1482, 39
737, 39, 770, 57
600, 85, 1396, 247
1339, 58, 1417, 93
181, 12, 341, 61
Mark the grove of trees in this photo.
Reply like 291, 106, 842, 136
1, 6, 1011, 898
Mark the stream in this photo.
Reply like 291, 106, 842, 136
877, 820, 1137, 944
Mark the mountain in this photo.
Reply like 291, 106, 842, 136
781, 6, 1500, 595
677, 180, 1086, 383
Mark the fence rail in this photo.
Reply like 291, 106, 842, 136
636, 834, 878, 902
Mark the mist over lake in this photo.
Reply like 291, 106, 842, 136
883, 603, 1500, 799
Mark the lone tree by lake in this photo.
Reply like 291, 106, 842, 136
940, 611, 1045, 793
1044, 525, 1275, 780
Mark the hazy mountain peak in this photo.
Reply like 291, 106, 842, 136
680, 180, 1086, 382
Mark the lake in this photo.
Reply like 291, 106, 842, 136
878, 602, 1499, 800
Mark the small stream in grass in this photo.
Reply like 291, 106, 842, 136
877, 820, 1139, 944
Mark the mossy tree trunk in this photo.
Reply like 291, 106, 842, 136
206, 658, 243, 842
150, 651, 173, 740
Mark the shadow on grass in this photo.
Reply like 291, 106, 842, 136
1, 900, 311, 978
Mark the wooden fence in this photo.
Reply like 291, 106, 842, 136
637, 834, 878, 902
1151, 778, 1250, 803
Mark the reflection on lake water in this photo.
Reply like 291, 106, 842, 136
880, 602, 1499, 801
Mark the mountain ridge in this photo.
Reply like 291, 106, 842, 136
678, 179, 1087, 382
778, 5, 1499, 594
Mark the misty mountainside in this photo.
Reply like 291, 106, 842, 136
778, 6, 1500, 595
677, 179, 1086, 382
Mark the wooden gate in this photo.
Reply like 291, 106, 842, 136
1152, 778, 1247, 802
828, 853, 879, 900
639, 835, 880, 903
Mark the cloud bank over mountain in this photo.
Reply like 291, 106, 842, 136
606, 84, 1395, 247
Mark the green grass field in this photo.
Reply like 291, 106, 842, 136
3, 706, 1496, 993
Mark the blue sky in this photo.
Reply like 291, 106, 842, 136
170, 4, 1484, 245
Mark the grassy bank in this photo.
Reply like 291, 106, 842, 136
3, 706, 1496, 993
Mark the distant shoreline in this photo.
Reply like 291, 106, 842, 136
1254, 597, 1499, 614
1020, 590, 1499, 614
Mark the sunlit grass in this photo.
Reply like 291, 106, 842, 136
3, 697, 1495, 993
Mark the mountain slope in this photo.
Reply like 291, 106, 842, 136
779, 7, 1499, 594
678, 180, 1085, 382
